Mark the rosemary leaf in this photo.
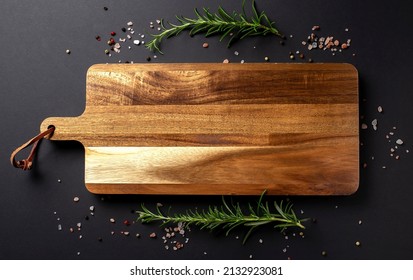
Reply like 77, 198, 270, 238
145, 0, 282, 54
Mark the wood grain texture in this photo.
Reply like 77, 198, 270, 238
40, 63, 359, 195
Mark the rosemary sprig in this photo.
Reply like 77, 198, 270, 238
137, 192, 306, 244
146, 0, 282, 54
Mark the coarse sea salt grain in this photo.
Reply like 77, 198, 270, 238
371, 119, 378, 130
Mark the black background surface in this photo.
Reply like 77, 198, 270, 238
1, 0, 413, 260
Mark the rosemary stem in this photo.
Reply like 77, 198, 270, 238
180, 19, 279, 36
138, 212, 305, 229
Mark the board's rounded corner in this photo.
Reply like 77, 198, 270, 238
342, 63, 359, 76
85, 183, 102, 194
86, 63, 105, 74
345, 182, 360, 196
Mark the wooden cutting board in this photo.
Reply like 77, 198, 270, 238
40, 63, 359, 195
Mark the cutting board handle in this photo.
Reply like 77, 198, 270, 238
40, 116, 83, 142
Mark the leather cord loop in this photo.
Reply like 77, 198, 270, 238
10, 126, 55, 170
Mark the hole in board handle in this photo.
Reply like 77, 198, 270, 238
46, 125, 56, 138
